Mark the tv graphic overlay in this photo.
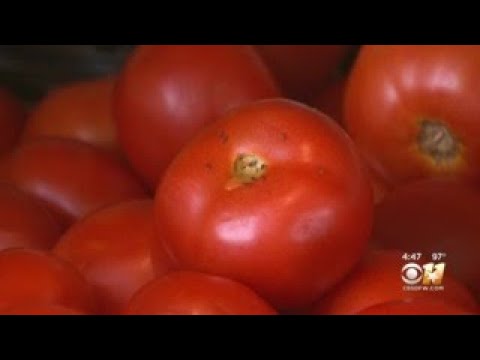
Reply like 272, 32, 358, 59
401, 253, 447, 292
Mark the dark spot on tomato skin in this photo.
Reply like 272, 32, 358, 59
281, 132, 288, 141
205, 163, 213, 171
218, 130, 229, 144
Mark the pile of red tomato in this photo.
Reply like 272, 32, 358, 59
0, 45, 478, 315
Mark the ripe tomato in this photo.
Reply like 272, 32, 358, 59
312, 76, 347, 125
154, 99, 373, 310
371, 178, 480, 301
22, 77, 120, 156
0, 183, 61, 251
0, 138, 147, 229
115, 45, 280, 190
1, 303, 87, 315
310, 250, 477, 315
357, 299, 473, 315
124, 271, 277, 315
0, 87, 25, 156
255, 45, 353, 101
0, 249, 97, 313
345, 45, 480, 186
53, 200, 170, 314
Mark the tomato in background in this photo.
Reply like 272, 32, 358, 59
0, 183, 61, 251
22, 77, 121, 156
154, 99, 373, 311
255, 45, 353, 102
371, 178, 480, 301
357, 299, 473, 315
311, 250, 477, 315
2, 303, 87, 315
345, 45, 480, 186
312, 76, 347, 125
115, 45, 280, 190
0, 249, 97, 313
54, 200, 170, 314
0, 138, 147, 229
125, 271, 277, 315
0, 87, 25, 156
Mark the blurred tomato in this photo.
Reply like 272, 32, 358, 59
0, 138, 147, 229
115, 45, 280, 190
0, 183, 61, 251
0, 249, 97, 313
372, 178, 480, 301
357, 299, 473, 315
311, 250, 477, 315
255, 45, 353, 101
2, 303, 87, 315
155, 99, 373, 311
312, 76, 347, 125
0, 88, 25, 156
125, 271, 277, 315
345, 45, 480, 186
22, 77, 120, 156
54, 200, 170, 314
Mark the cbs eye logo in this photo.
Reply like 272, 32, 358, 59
402, 262, 446, 286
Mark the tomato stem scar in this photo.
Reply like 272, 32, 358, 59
232, 153, 268, 184
417, 120, 459, 165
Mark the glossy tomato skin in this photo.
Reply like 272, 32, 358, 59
0, 87, 25, 156
255, 45, 353, 102
22, 77, 120, 155
311, 250, 478, 315
154, 99, 373, 311
125, 271, 277, 315
0, 138, 147, 229
53, 200, 170, 314
345, 45, 480, 186
0, 183, 61, 251
357, 299, 473, 315
115, 45, 280, 190
2, 303, 87, 315
0, 249, 97, 313
372, 178, 480, 301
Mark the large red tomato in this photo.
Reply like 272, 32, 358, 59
22, 77, 120, 156
345, 45, 480, 186
124, 271, 277, 315
371, 178, 480, 301
115, 45, 280, 190
0, 249, 97, 313
255, 45, 353, 102
154, 99, 373, 311
310, 250, 478, 315
357, 299, 473, 315
0, 183, 61, 251
0, 138, 147, 229
0, 87, 25, 156
53, 200, 170, 314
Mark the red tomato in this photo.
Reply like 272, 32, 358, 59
1, 303, 87, 315
22, 77, 120, 156
0, 249, 97, 313
255, 45, 353, 101
0, 183, 61, 251
311, 250, 478, 315
371, 178, 480, 301
357, 299, 473, 315
0, 138, 147, 229
115, 45, 280, 190
0, 87, 25, 156
53, 200, 170, 314
345, 45, 480, 186
125, 271, 276, 315
312, 76, 347, 125
154, 99, 373, 310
